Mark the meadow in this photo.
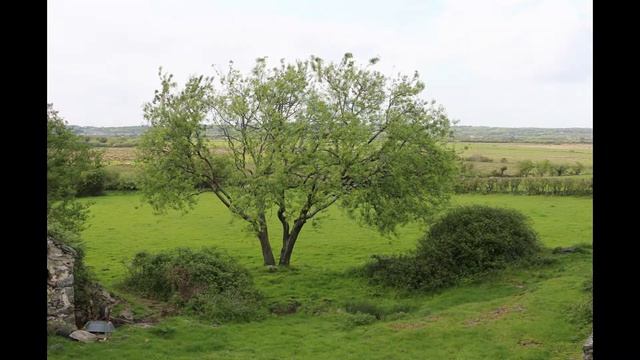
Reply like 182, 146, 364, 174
48, 192, 592, 359
97, 141, 593, 187
454, 142, 592, 176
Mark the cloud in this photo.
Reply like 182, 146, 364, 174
47, 0, 592, 127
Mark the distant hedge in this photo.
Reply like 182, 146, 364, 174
454, 177, 592, 196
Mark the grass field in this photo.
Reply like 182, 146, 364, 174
454, 142, 592, 176
48, 193, 592, 359
99, 141, 593, 180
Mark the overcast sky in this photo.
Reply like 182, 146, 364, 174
47, 0, 592, 128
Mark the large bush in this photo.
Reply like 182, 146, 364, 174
103, 167, 140, 191
123, 247, 265, 323
364, 205, 542, 291
76, 169, 107, 197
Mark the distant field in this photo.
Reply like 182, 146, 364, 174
48, 193, 592, 359
72, 125, 592, 144
100, 147, 137, 165
99, 141, 593, 178
454, 142, 592, 176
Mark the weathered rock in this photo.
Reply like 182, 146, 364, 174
69, 330, 98, 342
74, 283, 120, 327
583, 333, 593, 360
47, 320, 76, 336
47, 237, 78, 330
48, 236, 123, 331
119, 307, 134, 321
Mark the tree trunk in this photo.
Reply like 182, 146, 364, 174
278, 220, 305, 266
257, 227, 276, 266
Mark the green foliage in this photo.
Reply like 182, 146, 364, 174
123, 247, 265, 323
76, 169, 107, 197
364, 206, 542, 291
268, 298, 302, 315
185, 287, 267, 323
138, 54, 458, 265
454, 176, 592, 196
49, 193, 592, 359
103, 166, 139, 191
80, 135, 139, 148
572, 162, 585, 175
47, 104, 102, 236
343, 312, 377, 328
517, 160, 536, 177
552, 164, 569, 176
534, 160, 552, 177
465, 154, 493, 162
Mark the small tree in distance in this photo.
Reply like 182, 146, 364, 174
138, 54, 459, 266
517, 160, 535, 177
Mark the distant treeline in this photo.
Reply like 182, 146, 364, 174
70, 125, 592, 144
70, 125, 223, 138
453, 126, 592, 144
454, 176, 592, 196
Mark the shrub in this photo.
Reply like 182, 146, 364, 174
103, 168, 139, 191
269, 298, 302, 315
364, 206, 542, 291
454, 177, 592, 196
517, 160, 535, 177
465, 154, 493, 162
76, 169, 106, 196
344, 312, 377, 328
123, 247, 265, 323
572, 161, 585, 175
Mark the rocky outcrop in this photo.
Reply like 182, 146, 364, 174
47, 237, 78, 329
583, 333, 593, 360
69, 330, 98, 342
48, 237, 121, 331
74, 283, 118, 327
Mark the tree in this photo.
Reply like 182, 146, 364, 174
572, 161, 585, 175
535, 160, 552, 177
138, 54, 459, 266
552, 164, 569, 176
47, 104, 102, 237
517, 160, 535, 177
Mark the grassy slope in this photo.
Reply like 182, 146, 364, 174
48, 193, 592, 359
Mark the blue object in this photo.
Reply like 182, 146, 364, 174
84, 320, 115, 334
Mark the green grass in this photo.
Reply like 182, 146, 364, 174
49, 193, 592, 359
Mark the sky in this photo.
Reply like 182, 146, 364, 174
47, 0, 592, 128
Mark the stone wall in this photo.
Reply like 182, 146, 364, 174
583, 333, 593, 360
47, 237, 78, 329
